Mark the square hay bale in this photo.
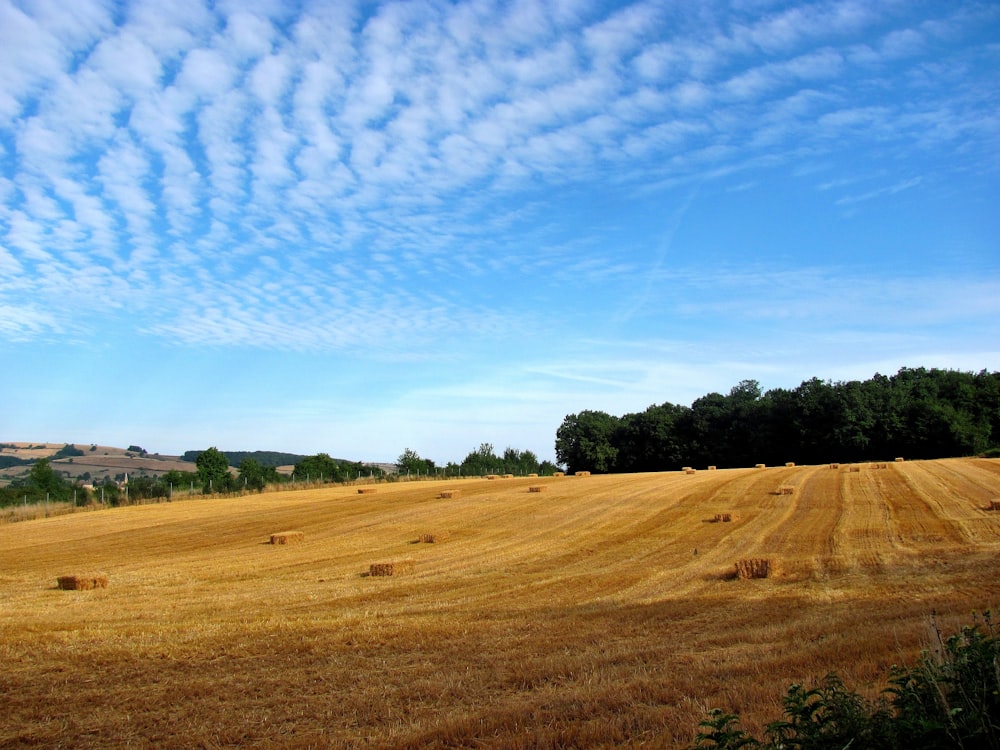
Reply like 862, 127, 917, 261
849, 466, 862, 472
755, 463, 766, 469
357, 488, 378, 494
575, 470, 591, 477
986, 500, 1000, 511
785, 462, 795, 467
270, 531, 305, 545
708, 466, 717, 471
485, 474, 499, 480
895, 457, 905, 462
735, 558, 773, 579
553, 472, 565, 477
438, 490, 460, 499
685, 469, 696, 474
502, 474, 514, 479
714, 513, 733, 523
527, 473, 538, 477
369, 560, 415, 577
830, 463, 840, 469
57, 574, 108, 591
528, 485, 546, 493
682, 466, 693, 472
773, 486, 794, 495
418, 531, 450, 543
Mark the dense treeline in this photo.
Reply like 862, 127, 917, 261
556, 367, 1000, 474
397, 443, 561, 477
182, 449, 307, 468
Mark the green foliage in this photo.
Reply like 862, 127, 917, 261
293, 453, 345, 483
691, 611, 1000, 750
237, 458, 282, 491
52, 443, 84, 459
558, 367, 1000, 473
397, 448, 436, 476
195, 447, 233, 492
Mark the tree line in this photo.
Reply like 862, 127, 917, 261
396, 443, 560, 478
556, 367, 1000, 474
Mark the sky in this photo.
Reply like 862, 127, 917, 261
1, 0, 998, 465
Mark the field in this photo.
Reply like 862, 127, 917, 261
2, 458, 999, 748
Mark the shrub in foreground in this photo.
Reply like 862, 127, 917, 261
692, 611, 999, 750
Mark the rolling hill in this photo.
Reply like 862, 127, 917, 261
1, 458, 999, 747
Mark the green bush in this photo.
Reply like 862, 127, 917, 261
692, 611, 999, 750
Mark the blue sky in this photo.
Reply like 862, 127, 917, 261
1, 0, 998, 465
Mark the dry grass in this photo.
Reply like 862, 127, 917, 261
56, 574, 108, 590
1, 459, 998, 748
270, 531, 305, 545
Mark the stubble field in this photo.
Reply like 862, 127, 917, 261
2, 458, 999, 748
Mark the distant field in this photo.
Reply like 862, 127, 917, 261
0, 442, 192, 484
1, 459, 999, 748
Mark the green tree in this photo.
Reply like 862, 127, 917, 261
195, 447, 231, 492
397, 448, 436, 476
293, 453, 343, 483
26, 458, 72, 502
555, 410, 621, 473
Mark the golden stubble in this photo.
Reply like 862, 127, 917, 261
1, 458, 999, 748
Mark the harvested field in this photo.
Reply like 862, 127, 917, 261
1, 459, 998, 748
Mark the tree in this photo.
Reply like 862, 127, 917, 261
238, 458, 270, 492
555, 410, 621, 473
397, 448, 435, 476
293, 453, 343, 483
26, 458, 72, 502
195, 447, 231, 492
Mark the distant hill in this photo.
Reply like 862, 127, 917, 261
0, 443, 192, 485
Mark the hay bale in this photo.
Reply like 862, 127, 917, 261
707, 465, 717, 471
685, 469, 696, 474
485, 474, 499, 480
986, 500, 1000, 511
527, 473, 538, 477
528, 485, 546, 493
418, 531, 450, 543
357, 488, 378, 494
369, 560, 415, 577
830, 463, 840, 469
785, 462, 795, 467
438, 490, 460, 499
57, 574, 108, 591
575, 470, 591, 477
682, 466, 693, 472
270, 531, 305, 545
849, 466, 861, 472
895, 457, 905, 462
755, 463, 766, 469
553, 472, 565, 477
772, 486, 794, 495
502, 474, 514, 479
713, 513, 732, 523
735, 559, 773, 579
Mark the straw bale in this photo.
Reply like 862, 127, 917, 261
502, 474, 514, 479
713, 513, 732, 523
528, 485, 546, 493
830, 463, 840, 469
708, 466, 717, 471
685, 469, 696, 475
755, 463, 766, 469
575, 471, 591, 477
682, 467, 693, 472
57, 574, 108, 591
357, 488, 378, 494
369, 560, 415, 577
849, 466, 861, 472
527, 473, 538, 477
773, 486, 794, 495
485, 475, 499, 480
270, 531, 305, 545
986, 500, 1000, 511
553, 472, 565, 477
418, 532, 450, 543
735, 558, 773, 579
895, 457, 905, 462
438, 490, 460, 499
785, 462, 795, 467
